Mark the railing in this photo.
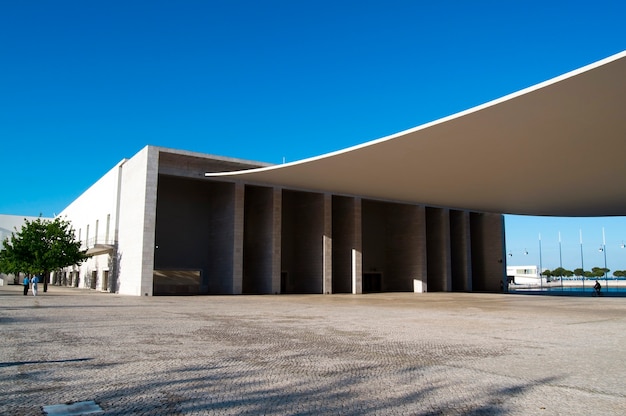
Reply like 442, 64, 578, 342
82, 237, 117, 250
508, 278, 626, 296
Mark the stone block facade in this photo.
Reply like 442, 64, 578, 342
55, 146, 506, 296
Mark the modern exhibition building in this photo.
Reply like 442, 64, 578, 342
54, 51, 626, 296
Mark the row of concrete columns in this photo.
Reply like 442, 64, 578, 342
153, 178, 505, 295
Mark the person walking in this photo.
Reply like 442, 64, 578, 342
31, 275, 39, 297
23, 275, 30, 296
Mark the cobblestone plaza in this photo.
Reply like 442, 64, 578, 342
1, 285, 625, 415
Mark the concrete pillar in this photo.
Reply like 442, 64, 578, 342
323, 194, 332, 294
450, 210, 472, 291
232, 182, 245, 294
242, 185, 280, 294
352, 197, 363, 294
281, 190, 324, 293
414, 205, 427, 293
470, 212, 506, 292
331, 196, 360, 294
381, 203, 424, 292
271, 188, 282, 294
426, 207, 452, 292
142, 146, 159, 296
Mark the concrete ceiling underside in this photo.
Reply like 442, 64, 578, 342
207, 51, 626, 217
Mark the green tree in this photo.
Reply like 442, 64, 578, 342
0, 217, 88, 292
550, 267, 573, 286
613, 270, 626, 278
541, 269, 553, 282
0, 241, 21, 282
591, 267, 610, 279
573, 268, 586, 280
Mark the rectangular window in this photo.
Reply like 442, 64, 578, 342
105, 214, 111, 243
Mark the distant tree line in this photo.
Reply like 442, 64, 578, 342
540, 266, 626, 282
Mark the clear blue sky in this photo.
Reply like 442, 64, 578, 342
1, 1, 625, 271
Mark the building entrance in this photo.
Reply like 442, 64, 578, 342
362, 273, 382, 293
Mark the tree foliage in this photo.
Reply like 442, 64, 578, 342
541, 267, 614, 281
550, 267, 574, 279
591, 267, 610, 278
0, 217, 88, 283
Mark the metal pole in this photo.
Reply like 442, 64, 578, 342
559, 231, 563, 268
539, 233, 543, 290
559, 231, 563, 289
603, 227, 608, 292
580, 229, 585, 291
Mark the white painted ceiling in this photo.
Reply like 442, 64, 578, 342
207, 51, 626, 217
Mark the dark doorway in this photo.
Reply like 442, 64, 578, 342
363, 273, 382, 293
90, 271, 97, 289
153, 270, 201, 295
103, 271, 109, 292
281, 271, 288, 294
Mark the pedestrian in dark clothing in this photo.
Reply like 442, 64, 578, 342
23, 275, 29, 296
594, 280, 602, 296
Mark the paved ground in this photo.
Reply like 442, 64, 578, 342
1, 284, 625, 415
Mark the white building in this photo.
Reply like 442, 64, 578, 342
54, 146, 504, 296
5, 50, 626, 296
506, 265, 542, 286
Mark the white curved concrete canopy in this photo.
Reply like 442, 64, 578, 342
207, 51, 626, 217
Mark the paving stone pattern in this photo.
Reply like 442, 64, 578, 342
1, 285, 625, 415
